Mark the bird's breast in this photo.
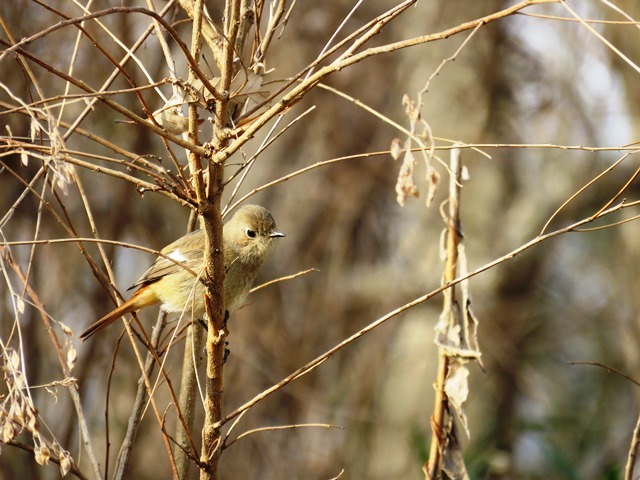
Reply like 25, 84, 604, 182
224, 258, 260, 312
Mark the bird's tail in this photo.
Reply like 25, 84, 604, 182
80, 286, 159, 340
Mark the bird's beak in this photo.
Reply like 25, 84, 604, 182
270, 231, 285, 238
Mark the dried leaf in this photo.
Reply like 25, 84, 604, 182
66, 345, 77, 371
34, 445, 50, 465
434, 298, 482, 359
15, 403, 25, 426
48, 160, 75, 194
390, 138, 403, 160
60, 323, 73, 336
402, 94, 420, 124
229, 71, 269, 108
8, 349, 20, 369
461, 164, 470, 181
59, 450, 73, 477
50, 442, 73, 476
16, 296, 25, 314
13, 370, 26, 390
395, 149, 419, 206
25, 401, 39, 433
444, 360, 470, 437
45, 385, 58, 401
425, 164, 440, 207
2, 422, 16, 443
20, 150, 29, 166
30, 118, 40, 142
434, 292, 460, 348
458, 244, 483, 367
442, 426, 470, 480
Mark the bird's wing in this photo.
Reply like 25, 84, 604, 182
128, 230, 204, 290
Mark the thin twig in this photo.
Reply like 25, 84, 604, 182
250, 268, 318, 293
224, 423, 342, 450
559, 1, 640, 74
540, 153, 631, 235
574, 212, 640, 232
568, 361, 640, 389
626, 414, 640, 480
520, 11, 640, 25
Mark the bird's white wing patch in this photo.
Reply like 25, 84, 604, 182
168, 249, 188, 262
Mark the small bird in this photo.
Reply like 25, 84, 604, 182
80, 205, 284, 340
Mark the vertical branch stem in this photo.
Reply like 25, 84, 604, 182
199, 1, 240, 479
199, 164, 225, 480
175, 318, 205, 480
174, 0, 207, 475
425, 148, 462, 479
186, 0, 206, 203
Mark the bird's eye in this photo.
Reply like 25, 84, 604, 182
245, 229, 256, 238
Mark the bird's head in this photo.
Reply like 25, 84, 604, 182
224, 205, 285, 263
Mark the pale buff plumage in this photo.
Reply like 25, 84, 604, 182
80, 205, 284, 340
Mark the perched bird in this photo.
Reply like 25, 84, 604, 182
80, 205, 284, 340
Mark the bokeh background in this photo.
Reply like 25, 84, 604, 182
2, 1, 640, 479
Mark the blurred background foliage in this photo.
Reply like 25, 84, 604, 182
2, 1, 640, 479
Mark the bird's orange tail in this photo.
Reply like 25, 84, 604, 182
80, 286, 159, 340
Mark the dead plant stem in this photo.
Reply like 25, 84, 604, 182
425, 148, 463, 478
